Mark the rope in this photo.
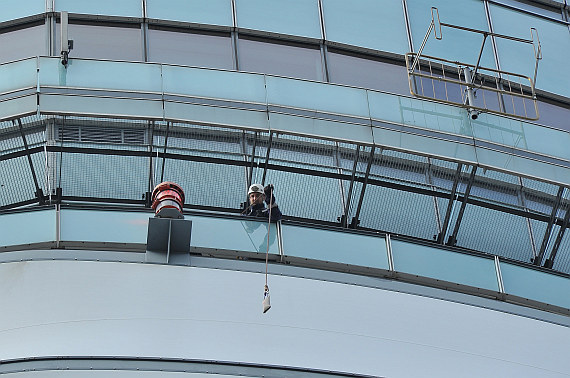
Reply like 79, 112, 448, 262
264, 186, 274, 291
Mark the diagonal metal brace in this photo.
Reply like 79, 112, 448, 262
350, 146, 376, 229
447, 166, 477, 246
14, 119, 44, 204
543, 195, 570, 269
437, 163, 463, 244
534, 186, 564, 266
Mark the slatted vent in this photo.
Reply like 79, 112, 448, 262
58, 125, 145, 144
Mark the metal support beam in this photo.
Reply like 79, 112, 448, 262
437, 163, 463, 244
160, 122, 170, 183
342, 145, 360, 228
261, 132, 273, 186
544, 196, 570, 269
247, 132, 257, 188
447, 166, 477, 246
14, 119, 44, 204
145, 120, 155, 207
350, 146, 376, 229
535, 186, 564, 266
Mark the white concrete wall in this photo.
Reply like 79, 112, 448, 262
1, 259, 569, 377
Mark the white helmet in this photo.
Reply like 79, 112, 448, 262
248, 183, 265, 196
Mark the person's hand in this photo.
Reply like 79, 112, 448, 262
264, 184, 276, 205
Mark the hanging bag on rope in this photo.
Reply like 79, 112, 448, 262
262, 185, 274, 313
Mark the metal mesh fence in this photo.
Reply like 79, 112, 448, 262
264, 169, 343, 223
552, 228, 570, 273
359, 184, 439, 239
0, 115, 568, 273
161, 159, 245, 210
0, 156, 37, 207
453, 204, 536, 262
56, 152, 148, 201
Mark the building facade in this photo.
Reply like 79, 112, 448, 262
1, 0, 569, 377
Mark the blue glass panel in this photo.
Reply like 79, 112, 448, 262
162, 66, 266, 104
38, 57, 162, 93
489, 4, 570, 98
60, 209, 149, 244
266, 76, 369, 117
0, 209, 55, 247
407, 0, 495, 68
0, 58, 37, 92
500, 262, 570, 309
146, 0, 232, 27
269, 113, 373, 145
322, 0, 408, 55
0, 0, 45, 23
368, 92, 473, 137
392, 239, 499, 291
54, 0, 142, 18
282, 224, 389, 269
475, 146, 570, 186
164, 102, 269, 131
495, 0, 564, 20
372, 127, 478, 164
189, 216, 279, 254
236, 0, 321, 39
473, 112, 570, 162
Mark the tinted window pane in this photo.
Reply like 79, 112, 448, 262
148, 27, 233, 69
328, 50, 409, 95
0, 24, 46, 63
537, 99, 570, 132
238, 37, 324, 81
57, 22, 142, 61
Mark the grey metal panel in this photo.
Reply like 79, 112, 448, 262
39, 94, 164, 120
163, 102, 269, 131
476, 146, 570, 187
0, 371, 252, 378
0, 96, 37, 121
0, 261, 569, 377
371, 125, 479, 164
268, 113, 373, 145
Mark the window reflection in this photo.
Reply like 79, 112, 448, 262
148, 26, 233, 69
327, 49, 409, 95
238, 36, 324, 81
0, 22, 46, 64
56, 21, 142, 61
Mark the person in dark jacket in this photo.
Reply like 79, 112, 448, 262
244, 183, 282, 221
